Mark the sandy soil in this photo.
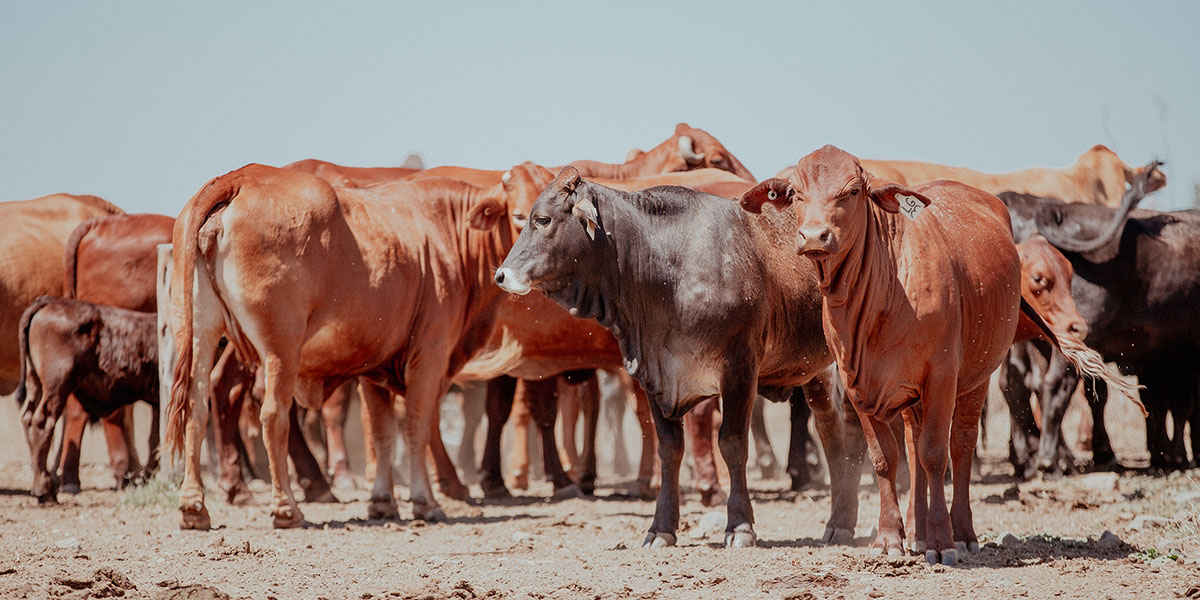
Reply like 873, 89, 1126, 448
1, 393, 1198, 599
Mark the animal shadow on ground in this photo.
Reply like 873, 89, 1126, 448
318, 512, 548, 529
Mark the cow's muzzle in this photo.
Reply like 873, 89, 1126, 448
494, 267, 532, 295
796, 226, 836, 258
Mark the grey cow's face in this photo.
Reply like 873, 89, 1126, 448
495, 167, 598, 299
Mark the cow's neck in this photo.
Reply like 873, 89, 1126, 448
570, 145, 672, 180
449, 191, 514, 359
817, 204, 905, 391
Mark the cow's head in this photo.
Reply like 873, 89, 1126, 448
500, 163, 558, 231
665, 123, 756, 181
1018, 236, 1088, 339
495, 167, 600, 300
1077, 145, 1167, 205
739, 145, 931, 267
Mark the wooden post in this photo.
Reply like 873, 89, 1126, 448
155, 243, 179, 476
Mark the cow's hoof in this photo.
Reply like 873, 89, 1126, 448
481, 479, 512, 500
368, 496, 399, 521
580, 476, 596, 496
303, 488, 339, 504
552, 484, 584, 500
179, 504, 212, 530
636, 480, 658, 501
904, 540, 927, 554
35, 493, 58, 506
926, 548, 958, 566
412, 502, 447, 523
821, 526, 855, 545
225, 484, 255, 506
271, 505, 305, 529
439, 480, 472, 502
724, 525, 757, 548
641, 532, 676, 548
61, 483, 81, 495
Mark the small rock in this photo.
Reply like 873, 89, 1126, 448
1173, 490, 1200, 504
1097, 530, 1123, 546
1002, 485, 1020, 501
511, 531, 533, 544
1078, 472, 1119, 492
868, 588, 885, 598
688, 511, 727, 539
999, 532, 1020, 547
1128, 515, 1172, 531
53, 537, 80, 550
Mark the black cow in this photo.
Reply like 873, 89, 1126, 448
494, 167, 860, 548
16, 296, 159, 503
998, 163, 1198, 473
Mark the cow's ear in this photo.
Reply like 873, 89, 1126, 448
866, 175, 931, 216
468, 195, 506, 230
738, 178, 792, 214
572, 194, 598, 240
551, 166, 582, 196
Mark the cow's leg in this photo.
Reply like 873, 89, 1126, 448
56, 396, 88, 495
601, 372, 632, 477
750, 396, 781, 479
1000, 344, 1038, 479
457, 382, 485, 486
916, 373, 957, 566
480, 376, 516, 499
510, 385, 533, 491
100, 407, 133, 489
950, 385, 987, 555
21, 368, 65, 504
403, 371, 452, 522
902, 408, 928, 554
359, 382, 398, 520
685, 397, 723, 506
323, 381, 356, 490
859, 409, 904, 558
558, 377, 581, 482
175, 281, 223, 530
144, 400, 160, 478
526, 378, 578, 497
1034, 351, 1078, 475
1140, 369, 1173, 471
1085, 379, 1117, 470
787, 389, 813, 491
632, 384, 658, 499
428, 406, 470, 501
287, 404, 337, 503
257, 353, 305, 528
214, 370, 253, 506
719, 371, 758, 548
803, 373, 857, 546
642, 398, 684, 548
577, 373, 600, 495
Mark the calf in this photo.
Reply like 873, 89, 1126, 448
17, 296, 158, 503
496, 167, 857, 548
740, 145, 1131, 565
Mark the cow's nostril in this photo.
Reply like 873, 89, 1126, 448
819, 230, 833, 245
494, 270, 506, 285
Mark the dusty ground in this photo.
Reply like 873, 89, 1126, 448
2, 391, 1199, 599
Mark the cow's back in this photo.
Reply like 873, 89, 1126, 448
71, 213, 175, 312
0, 194, 123, 392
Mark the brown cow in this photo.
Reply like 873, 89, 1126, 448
167, 165, 516, 529
282, 154, 424, 187
56, 213, 173, 493
570, 123, 755, 182
0, 194, 123, 393
17, 297, 158, 503
857, 145, 1166, 209
741, 145, 1135, 565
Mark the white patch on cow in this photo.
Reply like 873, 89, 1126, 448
896, 194, 925, 221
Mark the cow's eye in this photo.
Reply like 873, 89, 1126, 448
847, 188, 859, 197
533, 215, 551, 227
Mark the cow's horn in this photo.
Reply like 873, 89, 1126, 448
678, 136, 705, 165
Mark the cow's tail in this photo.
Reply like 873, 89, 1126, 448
454, 328, 524, 382
64, 216, 105, 298
1019, 297, 1145, 416
164, 172, 242, 459
15, 296, 56, 408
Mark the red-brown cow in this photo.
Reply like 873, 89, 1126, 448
167, 165, 516, 529
739, 145, 1129, 565
282, 154, 424, 187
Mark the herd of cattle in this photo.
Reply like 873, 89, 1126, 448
4, 123, 1194, 567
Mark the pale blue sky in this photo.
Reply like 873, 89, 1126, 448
2, 2, 1197, 215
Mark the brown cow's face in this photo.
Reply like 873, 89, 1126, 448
1018, 237, 1088, 338
496, 167, 597, 297
502, 163, 558, 232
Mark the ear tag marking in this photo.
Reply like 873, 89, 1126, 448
896, 194, 925, 221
